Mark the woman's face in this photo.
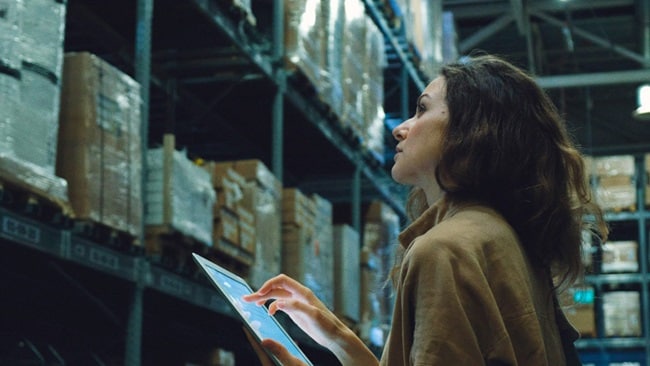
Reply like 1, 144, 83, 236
391, 76, 449, 191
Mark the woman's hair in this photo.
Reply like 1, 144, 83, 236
406, 54, 608, 290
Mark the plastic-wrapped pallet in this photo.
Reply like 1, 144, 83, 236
15, 64, 60, 170
441, 11, 459, 64
0, 0, 23, 70
284, 0, 323, 89
404, 0, 444, 78
341, 0, 366, 136
21, 0, 66, 78
57, 52, 143, 238
145, 136, 216, 246
320, 0, 344, 120
17, 1, 66, 157
0, 0, 68, 212
0, 68, 20, 155
362, 16, 386, 163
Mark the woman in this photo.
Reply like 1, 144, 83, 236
243, 54, 608, 365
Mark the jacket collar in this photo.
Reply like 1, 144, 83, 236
398, 195, 455, 248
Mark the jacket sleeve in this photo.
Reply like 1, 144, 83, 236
398, 235, 519, 366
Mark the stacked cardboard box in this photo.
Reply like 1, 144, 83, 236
586, 155, 637, 212
603, 291, 642, 337
601, 241, 639, 273
360, 200, 400, 347
203, 161, 255, 264
311, 193, 334, 308
145, 135, 215, 246
219, 159, 282, 289
320, 0, 344, 120
333, 224, 360, 323
57, 52, 143, 239
281, 189, 334, 308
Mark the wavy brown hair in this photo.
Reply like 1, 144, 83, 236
406, 54, 608, 290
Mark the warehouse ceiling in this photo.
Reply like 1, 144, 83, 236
441, 0, 650, 155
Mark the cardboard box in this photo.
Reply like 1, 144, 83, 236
214, 207, 239, 246
282, 188, 317, 227
311, 193, 334, 308
333, 224, 360, 322
204, 161, 247, 211
237, 206, 256, 255
57, 52, 142, 238
603, 291, 641, 337
594, 175, 636, 211
219, 159, 282, 289
601, 241, 638, 273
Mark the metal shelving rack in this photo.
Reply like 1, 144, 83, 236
576, 154, 650, 366
1, 1, 426, 365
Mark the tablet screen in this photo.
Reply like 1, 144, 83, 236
194, 254, 314, 365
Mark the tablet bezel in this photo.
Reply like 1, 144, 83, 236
192, 253, 314, 366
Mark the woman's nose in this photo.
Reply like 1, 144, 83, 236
392, 121, 409, 141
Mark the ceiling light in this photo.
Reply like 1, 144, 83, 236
633, 84, 650, 121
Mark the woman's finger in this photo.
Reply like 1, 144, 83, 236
261, 338, 307, 366
242, 327, 275, 366
242, 287, 293, 304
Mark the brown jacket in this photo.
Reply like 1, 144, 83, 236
380, 198, 577, 365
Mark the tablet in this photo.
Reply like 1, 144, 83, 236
192, 253, 314, 366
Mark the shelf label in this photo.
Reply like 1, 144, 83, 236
159, 274, 192, 297
2, 216, 40, 244
89, 247, 120, 271
69, 242, 127, 277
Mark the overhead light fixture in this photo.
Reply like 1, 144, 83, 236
633, 84, 650, 121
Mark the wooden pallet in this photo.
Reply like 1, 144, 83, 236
0, 178, 72, 228
145, 225, 251, 280
145, 225, 206, 276
72, 219, 142, 254
605, 204, 637, 213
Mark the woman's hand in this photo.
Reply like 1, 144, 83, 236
242, 274, 379, 366
243, 327, 307, 366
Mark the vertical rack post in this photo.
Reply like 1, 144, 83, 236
400, 66, 409, 120
272, 0, 285, 182
352, 161, 362, 234
638, 155, 650, 366
128, 0, 153, 365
